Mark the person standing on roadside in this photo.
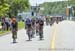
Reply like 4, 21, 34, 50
1, 17, 6, 31
5, 17, 9, 31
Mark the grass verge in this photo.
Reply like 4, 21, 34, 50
0, 21, 25, 36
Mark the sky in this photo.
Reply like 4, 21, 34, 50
29, 0, 67, 6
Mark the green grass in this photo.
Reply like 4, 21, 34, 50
0, 22, 1, 26
18, 21, 25, 29
0, 21, 25, 36
0, 30, 10, 35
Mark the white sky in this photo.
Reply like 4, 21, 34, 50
29, 0, 67, 6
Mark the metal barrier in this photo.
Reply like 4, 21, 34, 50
63, 16, 75, 21
71, 17, 75, 21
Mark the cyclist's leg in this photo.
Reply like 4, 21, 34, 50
12, 31, 17, 43
31, 26, 35, 38
39, 27, 43, 40
27, 28, 32, 41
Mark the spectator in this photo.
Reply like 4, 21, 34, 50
1, 17, 6, 31
5, 17, 9, 31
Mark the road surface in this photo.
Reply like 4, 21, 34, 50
0, 20, 75, 51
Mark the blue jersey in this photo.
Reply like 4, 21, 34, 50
26, 19, 31, 25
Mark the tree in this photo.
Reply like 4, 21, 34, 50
70, 0, 75, 6
0, 0, 10, 17
8, 0, 30, 17
0, 0, 30, 18
70, 0, 75, 16
39, 1, 67, 15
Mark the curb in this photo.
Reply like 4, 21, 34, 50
0, 28, 24, 37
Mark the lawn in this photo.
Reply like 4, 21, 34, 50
18, 21, 25, 29
0, 21, 25, 36
0, 22, 1, 26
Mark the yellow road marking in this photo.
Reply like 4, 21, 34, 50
50, 23, 57, 51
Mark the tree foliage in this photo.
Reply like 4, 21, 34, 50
70, 0, 75, 6
0, 0, 10, 16
9, 0, 30, 16
0, 0, 30, 17
39, 1, 67, 15
69, 0, 75, 16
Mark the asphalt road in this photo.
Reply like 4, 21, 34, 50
0, 20, 75, 51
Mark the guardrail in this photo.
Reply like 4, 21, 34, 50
71, 17, 75, 21
63, 16, 75, 21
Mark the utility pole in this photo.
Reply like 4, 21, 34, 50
36, 3, 37, 17
67, 0, 72, 20
67, 0, 69, 20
